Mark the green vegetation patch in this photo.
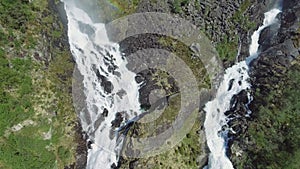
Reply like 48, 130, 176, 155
214, 0, 256, 63
240, 59, 300, 169
159, 36, 210, 89
231, 0, 256, 31
0, 56, 33, 136
0, 0, 78, 168
129, 94, 181, 139
109, 0, 140, 15
121, 115, 203, 169
170, 0, 189, 13
0, 134, 56, 169
215, 36, 238, 62
96, 0, 140, 21
0, 0, 35, 31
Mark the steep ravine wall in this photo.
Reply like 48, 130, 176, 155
227, 0, 300, 168
54, 0, 299, 168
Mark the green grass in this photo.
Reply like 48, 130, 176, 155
0, 0, 77, 168
240, 59, 300, 169
231, 0, 256, 31
215, 37, 238, 62
159, 36, 210, 89
171, 0, 189, 13
285, 150, 300, 169
0, 56, 65, 168
100, 0, 140, 18
0, 0, 34, 31
0, 56, 33, 136
0, 134, 56, 169
121, 113, 203, 169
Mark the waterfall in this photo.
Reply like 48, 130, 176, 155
63, 1, 141, 168
63, 0, 282, 168
203, 8, 281, 169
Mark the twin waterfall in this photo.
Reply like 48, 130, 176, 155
63, 1, 281, 168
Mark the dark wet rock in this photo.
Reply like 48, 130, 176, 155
113, 71, 121, 77
258, 22, 281, 52
102, 79, 113, 93
93, 67, 114, 94
228, 79, 235, 91
74, 123, 88, 169
111, 112, 124, 128
226, 89, 250, 118
111, 163, 117, 169
78, 21, 95, 36
172, 0, 277, 63
128, 159, 139, 169
94, 116, 105, 133
132, 68, 179, 112
134, 73, 145, 84
137, 0, 170, 13
103, 108, 109, 117
119, 34, 167, 56
229, 0, 300, 167
117, 89, 127, 99
87, 140, 93, 149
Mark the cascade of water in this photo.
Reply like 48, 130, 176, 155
204, 8, 281, 169
63, 0, 281, 168
63, 1, 141, 168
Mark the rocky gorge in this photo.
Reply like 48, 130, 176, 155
0, 0, 299, 169
227, 0, 300, 168
57, 0, 300, 168
105, 1, 299, 169
63, 0, 300, 168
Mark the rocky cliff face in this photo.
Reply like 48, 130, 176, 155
134, 0, 276, 66
56, 0, 299, 168
109, 0, 280, 169
169, 0, 278, 65
227, 0, 300, 168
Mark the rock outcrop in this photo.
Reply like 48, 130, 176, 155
228, 0, 300, 168
113, 0, 286, 168
168, 0, 277, 65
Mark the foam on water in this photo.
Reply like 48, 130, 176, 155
63, 0, 281, 168
204, 8, 281, 169
63, 1, 141, 168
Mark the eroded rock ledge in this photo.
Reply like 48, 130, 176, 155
227, 0, 300, 168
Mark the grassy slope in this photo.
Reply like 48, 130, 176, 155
0, 0, 77, 168
240, 59, 300, 169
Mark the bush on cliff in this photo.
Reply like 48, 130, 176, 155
245, 61, 300, 169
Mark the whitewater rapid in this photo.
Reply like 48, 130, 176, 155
63, 0, 281, 168
204, 8, 281, 169
64, 1, 141, 168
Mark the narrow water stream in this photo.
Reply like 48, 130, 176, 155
204, 8, 281, 169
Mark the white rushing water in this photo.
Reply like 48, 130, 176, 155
64, 1, 141, 168
204, 8, 281, 169
63, 0, 281, 168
